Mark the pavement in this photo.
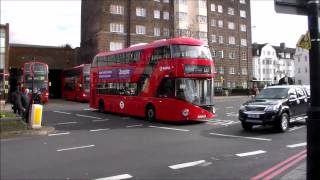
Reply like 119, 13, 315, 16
280, 161, 306, 180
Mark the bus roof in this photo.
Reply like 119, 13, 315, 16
96, 37, 206, 57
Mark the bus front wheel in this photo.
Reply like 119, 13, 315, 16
146, 105, 156, 122
98, 100, 105, 113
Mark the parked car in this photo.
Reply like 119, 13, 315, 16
238, 85, 309, 132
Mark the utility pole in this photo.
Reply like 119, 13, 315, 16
306, 1, 320, 179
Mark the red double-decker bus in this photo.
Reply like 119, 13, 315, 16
90, 37, 216, 122
22, 61, 49, 104
62, 64, 90, 101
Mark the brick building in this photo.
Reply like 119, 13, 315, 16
81, 0, 252, 89
8, 44, 78, 98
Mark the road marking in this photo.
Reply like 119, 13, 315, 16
226, 106, 234, 109
169, 160, 206, 170
236, 150, 266, 157
251, 149, 306, 180
83, 108, 94, 111
95, 174, 132, 180
149, 126, 190, 132
57, 145, 95, 152
286, 142, 307, 148
48, 132, 70, 136
289, 126, 305, 132
54, 122, 77, 125
206, 120, 240, 126
76, 114, 102, 119
209, 133, 272, 141
53, 111, 71, 115
126, 124, 143, 128
226, 112, 238, 117
89, 128, 109, 132
92, 119, 109, 122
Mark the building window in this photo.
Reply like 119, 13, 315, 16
154, 0, 160, 2
218, 36, 224, 44
110, 5, 124, 15
110, 42, 123, 51
227, 7, 234, 15
240, 0, 246, 4
110, 23, 124, 33
241, 67, 247, 75
218, 50, 224, 58
241, 39, 247, 46
154, 27, 160, 36
219, 66, 224, 74
211, 34, 216, 43
163, 0, 169, 3
242, 81, 248, 88
227, 82, 231, 88
305, 67, 308, 73
176, 0, 187, 5
199, 0, 206, 8
197, 15, 207, 23
229, 51, 236, 59
240, 24, 247, 32
218, 5, 223, 13
176, 12, 187, 21
228, 36, 235, 44
136, 7, 146, 17
163, 11, 169, 20
163, 28, 170, 37
211, 19, 216, 27
211, 4, 216, 11
136, 25, 146, 34
240, 10, 246, 18
229, 67, 235, 74
218, 20, 223, 28
228, 22, 235, 30
241, 51, 247, 60
154, 10, 160, 19
305, 55, 308, 61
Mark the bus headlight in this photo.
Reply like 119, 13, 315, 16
212, 107, 216, 114
182, 109, 189, 117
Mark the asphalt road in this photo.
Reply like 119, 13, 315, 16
1, 97, 307, 180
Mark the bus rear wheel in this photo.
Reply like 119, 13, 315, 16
98, 100, 105, 113
146, 105, 156, 122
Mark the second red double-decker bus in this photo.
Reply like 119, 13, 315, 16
90, 37, 216, 122
22, 61, 49, 104
62, 64, 90, 101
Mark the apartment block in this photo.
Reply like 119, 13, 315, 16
81, 0, 252, 88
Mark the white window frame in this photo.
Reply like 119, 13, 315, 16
136, 7, 146, 17
240, 10, 246, 18
154, 27, 160, 36
228, 22, 235, 30
110, 4, 124, 15
136, 25, 146, 35
227, 7, 234, 15
218, 5, 223, 13
154, 10, 160, 19
228, 36, 235, 45
110, 23, 124, 33
110, 42, 123, 51
211, 4, 216, 11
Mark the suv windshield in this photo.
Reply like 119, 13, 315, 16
256, 88, 289, 99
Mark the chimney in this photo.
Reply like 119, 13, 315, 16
280, 42, 285, 50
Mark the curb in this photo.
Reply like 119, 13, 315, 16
0, 126, 55, 139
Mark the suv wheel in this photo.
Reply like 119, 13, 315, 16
145, 105, 156, 122
276, 113, 289, 132
241, 122, 253, 131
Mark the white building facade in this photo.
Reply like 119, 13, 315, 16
294, 47, 310, 85
252, 43, 295, 84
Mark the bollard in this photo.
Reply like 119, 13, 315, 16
30, 104, 43, 129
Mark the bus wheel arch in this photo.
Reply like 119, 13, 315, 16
98, 99, 105, 112
145, 103, 156, 122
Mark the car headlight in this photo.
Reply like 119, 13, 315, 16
240, 105, 246, 111
182, 109, 189, 117
265, 105, 280, 112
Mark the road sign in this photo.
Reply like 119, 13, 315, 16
297, 31, 311, 49
274, 0, 307, 15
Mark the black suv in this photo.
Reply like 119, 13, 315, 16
239, 85, 309, 132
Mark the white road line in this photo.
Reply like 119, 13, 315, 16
289, 126, 305, 132
149, 126, 190, 132
126, 124, 143, 128
236, 150, 267, 157
48, 132, 70, 136
83, 108, 94, 111
89, 128, 109, 132
54, 122, 77, 125
287, 142, 307, 148
76, 114, 102, 119
209, 133, 272, 141
95, 174, 132, 180
56, 145, 95, 152
92, 119, 109, 122
169, 160, 206, 170
53, 111, 71, 115
226, 106, 234, 109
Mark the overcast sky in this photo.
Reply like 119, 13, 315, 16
0, 0, 308, 48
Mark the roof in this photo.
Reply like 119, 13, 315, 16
10, 43, 74, 49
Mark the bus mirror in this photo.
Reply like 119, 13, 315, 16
49, 82, 52, 87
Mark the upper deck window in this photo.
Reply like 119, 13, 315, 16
171, 45, 212, 60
